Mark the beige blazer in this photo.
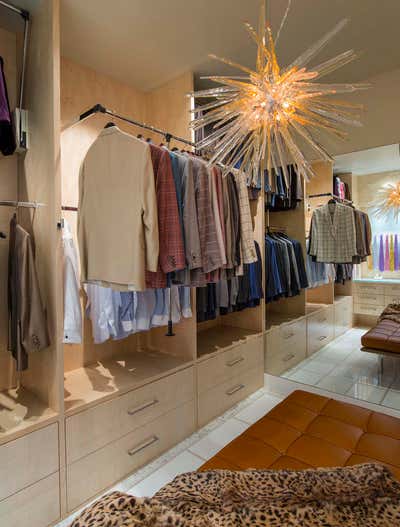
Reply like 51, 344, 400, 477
78, 127, 159, 291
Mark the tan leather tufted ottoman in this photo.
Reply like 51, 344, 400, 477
361, 319, 400, 354
200, 390, 400, 479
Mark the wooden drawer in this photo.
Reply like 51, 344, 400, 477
0, 423, 59, 500
334, 300, 353, 338
67, 400, 195, 511
307, 307, 334, 356
66, 366, 194, 463
0, 472, 60, 527
198, 367, 264, 427
354, 303, 383, 316
384, 284, 400, 295
354, 292, 385, 307
197, 335, 263, 393
385, 294, 400, 305
265, 320, 307, 376
354, 282, 385, 295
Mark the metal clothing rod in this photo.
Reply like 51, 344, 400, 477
66, 103, 196, 148
308, 192, 353, 204
0, 0, 28, 17
0, 200, 45, 208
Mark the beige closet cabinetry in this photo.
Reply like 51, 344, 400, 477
67, 398, 195, 511
334, 296, 353, 337
307, 305, 334, 356
353, 281, 387, 316
0, 424, 60, 527
265, 318, 307, 376
197, 332, 264, 427
66, 367, 194, 463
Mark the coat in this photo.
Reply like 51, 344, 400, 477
78, 126, 159, 291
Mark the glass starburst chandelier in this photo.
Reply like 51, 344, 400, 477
190, 0, 369, 181
372, 181, 400, 222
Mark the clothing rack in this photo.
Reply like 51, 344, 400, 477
0, 200, 45, 208
64, 103, 196, 148
0, 1, 30, 139
308, 192, 353, 205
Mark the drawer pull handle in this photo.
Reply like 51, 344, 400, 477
318, 335, 328, 341
127, 399, 159, 416
283, 353, 295, 362
226, 357, 244, 367
226, 384, 245, 396
318, 318, 327, 323
283, 332, 295, 339
128, 435, 159, 456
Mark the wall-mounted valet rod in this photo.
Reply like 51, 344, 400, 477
308, 192, 353, 205
63, 103, 196, 148
0, 200, 45, 208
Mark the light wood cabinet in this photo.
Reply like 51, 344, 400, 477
265, 319, 307, 375
334, 297, 353, 337
0, 472, 60, 527
307, 306, 334, 356
197, 335, 263, 394
0, 424, 59, 501
66, 366, 194, 464
198, 367, 264, 427
67, 400, 195, 511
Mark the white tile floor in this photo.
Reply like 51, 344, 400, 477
283, 327, 400, 408
56, 387, 284, 527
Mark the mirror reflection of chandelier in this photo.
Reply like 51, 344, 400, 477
372, 181, 400, 221
190, 0, 369, 181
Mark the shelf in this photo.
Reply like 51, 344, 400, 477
354, 278, 400, 285
0, 387, 58, 446
334, 295, 352, 304
197, 325, 261, 360
64, 349, 193, 415
266, 312, 305, 331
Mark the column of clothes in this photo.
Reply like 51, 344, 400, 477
265, 165, 303, 212
306, 239, 353, 288
64, 125, 259, 343
265, 231, 308, 303
308, 201, 372, 265
333, 175, 352, 202
0, 57, 16, 156
370, 234, 400, 272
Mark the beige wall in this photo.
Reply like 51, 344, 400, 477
330, 67, 400, 156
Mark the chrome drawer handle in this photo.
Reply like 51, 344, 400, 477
318, 335, 328, 341
128, 435, 159, 456
283, 332, 295, 339
318, 318, 327, 323
226, 357, 244, 367
283, 353, 295, 362
127, 399, 159, 416
226, 384, 245, 396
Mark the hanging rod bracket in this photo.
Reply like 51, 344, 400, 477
20, 8, 29, 20
79, 103, 106, 121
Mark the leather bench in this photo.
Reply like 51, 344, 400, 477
361, 319, 400, 354
200, 390, 400, 479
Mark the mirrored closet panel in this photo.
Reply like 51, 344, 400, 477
265, 143, 400, 413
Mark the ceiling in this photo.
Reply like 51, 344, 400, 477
334, 144, 400, 176
58, 0, 400, 92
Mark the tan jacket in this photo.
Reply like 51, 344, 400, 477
8, 216, 50, 371
78, 127, 159, 291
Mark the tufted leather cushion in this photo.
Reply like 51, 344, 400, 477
361, 319, 400, 354
199, 390, 400, 479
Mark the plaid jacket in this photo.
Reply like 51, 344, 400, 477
145, 145, 185, 289
309, 202, 357, 264
233, 169, 257, 264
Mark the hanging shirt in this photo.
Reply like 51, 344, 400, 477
62, 220, 82, 344
78, 126, 159, 291
8, 216, 50, 371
